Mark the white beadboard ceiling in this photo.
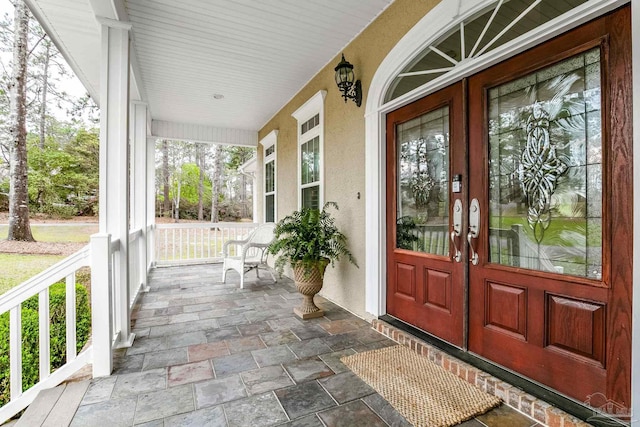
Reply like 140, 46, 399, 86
26, 0, 394, 133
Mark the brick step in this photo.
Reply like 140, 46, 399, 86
372, 319, 592, 427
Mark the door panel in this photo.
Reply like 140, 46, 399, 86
468, 7, 631, 406
386, 84, 464, 347
484, 282, 527, 339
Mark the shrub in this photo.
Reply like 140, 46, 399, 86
175, 200, 211, 220
0, 283, 91, 406
41, 203, 77, 219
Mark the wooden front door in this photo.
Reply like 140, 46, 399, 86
467, 6, 631, 406
387, 6, 631, 408
386, 83, 465, 347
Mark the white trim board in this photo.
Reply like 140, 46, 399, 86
151, 120, 257, 147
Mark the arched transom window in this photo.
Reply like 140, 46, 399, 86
385, 0, 589, 102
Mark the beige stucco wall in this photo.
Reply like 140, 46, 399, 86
258, 0, 441, 318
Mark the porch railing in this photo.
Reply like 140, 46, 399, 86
154, 222, 258, 266
0, 227, 150, 424
0, 246, 93, 423
129, 228, 147, 305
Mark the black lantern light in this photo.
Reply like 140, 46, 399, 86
334, 54, 362, 107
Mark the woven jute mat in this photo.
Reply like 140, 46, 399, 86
341, 345, 501, 427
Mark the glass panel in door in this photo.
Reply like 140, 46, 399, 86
396, 107, 450, 255
487, 48, 602, 279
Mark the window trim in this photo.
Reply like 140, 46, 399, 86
260, 129, 278, 222
292, 90, 326, 209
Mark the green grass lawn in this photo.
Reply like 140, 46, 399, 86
0, 253, 66, 295
0, 224, 97, 295
0, 224, 97, 242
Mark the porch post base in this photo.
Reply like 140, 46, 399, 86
294, 307, 324, 320
114, 332, 136, 349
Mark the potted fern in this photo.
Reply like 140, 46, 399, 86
268, 202, 357, 319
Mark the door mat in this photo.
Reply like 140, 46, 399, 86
341, 345, 501, 427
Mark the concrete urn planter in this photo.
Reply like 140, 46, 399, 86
292, 259, 329, 319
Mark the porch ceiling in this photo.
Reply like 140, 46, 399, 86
26, 0, 393, 132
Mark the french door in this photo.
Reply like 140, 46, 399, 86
386, 6, 631, 406
386, 83, 465, 347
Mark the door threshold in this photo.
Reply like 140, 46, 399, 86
376, 315, 628, 427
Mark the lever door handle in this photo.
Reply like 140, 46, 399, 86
467, 230, 479, 265
451, 231, 462, 262
468, 198, 480, 265
451, 199, 462, 262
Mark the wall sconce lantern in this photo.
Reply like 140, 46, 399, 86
334, 54, 362, 107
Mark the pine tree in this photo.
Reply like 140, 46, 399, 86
197, 143, 205, 221
210, 144, 222, 223
7, 0, 33, 241
162, 139, 170, 217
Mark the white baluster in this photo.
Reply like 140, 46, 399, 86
10, 305, 22, 399
38, 288, 51, 380
66, 273, 77, 361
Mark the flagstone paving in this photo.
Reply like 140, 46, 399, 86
67, 264, 540, 426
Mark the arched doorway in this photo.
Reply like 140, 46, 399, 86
365, 0, 632, 411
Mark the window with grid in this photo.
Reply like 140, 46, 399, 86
292, 91, 325, 210
261, 130, 277, 222
300, 135, 320, 210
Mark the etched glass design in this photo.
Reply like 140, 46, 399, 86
488, 48, 602, 279
519, 104, 568, 242
396, 107, 449, 255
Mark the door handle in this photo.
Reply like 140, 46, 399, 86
467, 198, 480, 265
451, 199, 462, 262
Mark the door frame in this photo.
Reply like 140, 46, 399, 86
363, 0, 638, 421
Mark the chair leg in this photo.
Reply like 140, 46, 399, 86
240, 271, 244, 289
222, 266, 227, 283
260, 264, 276, 283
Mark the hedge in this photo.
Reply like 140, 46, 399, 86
0, 283, 91, 406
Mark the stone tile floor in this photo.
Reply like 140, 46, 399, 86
69, 264, 540, 426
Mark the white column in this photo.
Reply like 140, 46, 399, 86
146, 137, 156, 270
98, 17, 133, 350
364, 110, 386, 317
252, 173, 259, 222
631, 1, 639, 425
132, 102, 150, 292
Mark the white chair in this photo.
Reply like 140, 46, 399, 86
222, 223, 277, 288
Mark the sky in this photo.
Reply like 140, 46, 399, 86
0, 0, 91, 121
